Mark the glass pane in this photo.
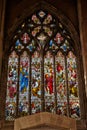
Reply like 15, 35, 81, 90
60, 40, 70, 52
38, 10, 46, 18
26, 40, 36, 52
44, 51, 55, 113
67, 51, 80, 118
6, 51, 18, 120
49, 40, 58, 52
19, 51, 29, 116
43, 14, 52, 24
54, 33, 63, 45
32, 14, 41, 24
15, 39, 24, 52
32, 26, 41, 37
21, 33, 30, 44
56, 51, 67, 116
31, 51, 41, 114
43, 26, 52, 37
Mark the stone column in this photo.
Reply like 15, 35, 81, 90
77, 0, 87, 120
0, 0, 6, 77
0, 0, 6, 122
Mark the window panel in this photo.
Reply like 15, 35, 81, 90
55, 51, 67, 116
67, 51, 80, 118
5, 10, 81, 120
31, 51, 41, 114
19, 51, 29, 116
44, 51, 55, 113
6, 51, 18, 120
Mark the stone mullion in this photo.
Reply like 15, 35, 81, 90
41, 50, 45, 112
76, 55, 87, 119
64, 55, 70, 117
16, 56, 20, 117
0, 56, 8, 120
53, 54, 57, 113
29, 56, 31, 115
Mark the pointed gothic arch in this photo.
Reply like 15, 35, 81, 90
0, 1, 86, 122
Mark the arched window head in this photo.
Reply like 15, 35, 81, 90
5, 10, 80, 121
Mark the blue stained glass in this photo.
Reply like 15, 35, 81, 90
61, 44, 67, 51
38, 11, 46, 18
60, 40, 69, 52
19, 51, 29, 116
26, 40, 36, 52
15, 39, 24, 51
20, 69, 28, 92
49, 40, 53, 46
49, 40, 58, 52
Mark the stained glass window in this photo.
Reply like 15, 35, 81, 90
6, 10, 80, 120
19, 51, 29, 116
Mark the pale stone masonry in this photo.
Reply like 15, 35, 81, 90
14, 112, 76, 130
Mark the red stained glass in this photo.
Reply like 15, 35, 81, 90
21, 33, 30, 44
19, 51, 29, 116
44, 51, 55, 113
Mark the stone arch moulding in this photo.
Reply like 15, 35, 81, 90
5, 0, 86, 121
14, 112, 77, 130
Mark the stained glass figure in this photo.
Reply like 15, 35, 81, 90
19, 51, 29, 116
6, 51, 18, 120
31, 51, 41, 114
21, 33, 30, 44
56, 51, 67, 116
54, 33, 63, 44
67, 51, 80, 118
44, 51, 55, 113
37, 33, 46, 41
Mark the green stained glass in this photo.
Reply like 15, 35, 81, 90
6, 51, 18, 121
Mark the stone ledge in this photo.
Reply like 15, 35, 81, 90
14, 112, 76, 130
